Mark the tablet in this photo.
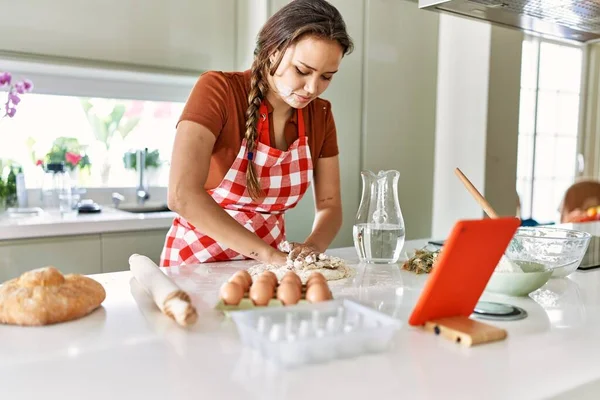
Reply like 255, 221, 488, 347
408, 217, 521, 326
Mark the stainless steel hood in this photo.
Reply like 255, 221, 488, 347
418, 0, 600, 43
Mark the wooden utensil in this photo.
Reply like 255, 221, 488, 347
454, 167, 499, 219
454, 167, 522, 273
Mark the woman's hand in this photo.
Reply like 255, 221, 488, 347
287, 242, 321, 262
267, 248, 289, 266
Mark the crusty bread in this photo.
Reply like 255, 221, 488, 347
0, 266, 106, 326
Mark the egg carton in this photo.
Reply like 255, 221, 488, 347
215, 282, 333, 313
229, 299, 401, 368
215, 298, 314, 312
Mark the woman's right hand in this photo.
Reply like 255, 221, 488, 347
266, 248, 289, 266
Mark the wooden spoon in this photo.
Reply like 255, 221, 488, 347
454, 167, 522, 272
454, 167, 499, 219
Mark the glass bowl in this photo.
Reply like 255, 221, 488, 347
505, 227, 592, 278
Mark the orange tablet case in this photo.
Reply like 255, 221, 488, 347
408, 217, 521, 327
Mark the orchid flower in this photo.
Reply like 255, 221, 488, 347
1, 72, 33, 120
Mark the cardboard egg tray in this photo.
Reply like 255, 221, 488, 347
215, 282, 333, 313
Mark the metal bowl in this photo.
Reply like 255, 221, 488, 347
505, 227, 592, 278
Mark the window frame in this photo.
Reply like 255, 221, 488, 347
517, 34, 587, 221
0, 52, 200, 103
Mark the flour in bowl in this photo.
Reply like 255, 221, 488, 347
495, 255, 523, 273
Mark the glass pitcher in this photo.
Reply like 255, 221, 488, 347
353, 170, 406, 264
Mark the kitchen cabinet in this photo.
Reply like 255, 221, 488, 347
0, 228, 168, 282
0, 234, 102, 282
0, 0, 236, 72
100, 229, 168, 273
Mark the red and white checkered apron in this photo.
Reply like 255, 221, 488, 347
160, 102, 313, 265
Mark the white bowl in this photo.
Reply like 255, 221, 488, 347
485, 261, 552, 297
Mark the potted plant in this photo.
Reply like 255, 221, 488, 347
41, 137, 91, 185
123, 148, 162, 186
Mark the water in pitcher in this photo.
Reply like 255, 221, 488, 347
353, 223, 405, 264
353, 170, 406, 264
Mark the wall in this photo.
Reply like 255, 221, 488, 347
0, 0, 236, 73
431, 14, 523, 239
235, 0, 269, 71
431, 14, 492, 239
362, 0, 439, 241
484, 25, 523, 218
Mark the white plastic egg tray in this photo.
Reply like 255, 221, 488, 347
229, 299, 401, 368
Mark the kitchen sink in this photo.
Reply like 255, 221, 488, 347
116, 202, 171, 213
6, 207, 45, 217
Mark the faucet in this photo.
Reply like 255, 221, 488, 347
136, 148, 150, 205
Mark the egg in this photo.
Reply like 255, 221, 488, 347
249, 280, 274, 306
233, 270, 252, 287
276, 282, 302, 306
281, 271, 302, 287
305, 282, 331, 303
229, 274, 249, 292
254, 275, 276, 289
306, 272, 326, 287
219, 282, 245, 305
260, 271, 278, 287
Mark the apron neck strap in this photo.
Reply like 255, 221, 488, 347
257, 101, 305, 147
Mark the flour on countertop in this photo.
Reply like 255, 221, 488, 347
248, 254, 354, 284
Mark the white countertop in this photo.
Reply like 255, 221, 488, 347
0, 207, 176, 240
1, 242, 600, 400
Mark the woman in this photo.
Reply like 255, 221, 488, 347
160, 0, 353, 267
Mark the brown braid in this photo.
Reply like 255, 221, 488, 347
244, 0, 354, 200
244, 57, 271, 200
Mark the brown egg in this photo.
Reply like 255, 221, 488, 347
305, 282, 331, 303
306, 272, 326, 287
233, 270, 252, 287
229, 274, 249, 292
276, 282, 302, 306
254, 275, 276, 289
281, 271, 302, 287
219, 282, 245, 305
249, 280, 274, 306
261, 271, 278, 287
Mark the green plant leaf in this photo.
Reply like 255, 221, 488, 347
110, 104, 126, 130
80, 98, 93, 114
88, 114, 109, 146
119, 116, 140, 139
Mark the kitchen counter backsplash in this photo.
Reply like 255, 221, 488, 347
22, 186, 169, 208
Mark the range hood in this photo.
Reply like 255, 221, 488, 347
418, 0, 600, 43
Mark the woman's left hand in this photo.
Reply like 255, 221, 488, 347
287, 242, 321, 262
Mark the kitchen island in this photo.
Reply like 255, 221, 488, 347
1, 239, 600, 400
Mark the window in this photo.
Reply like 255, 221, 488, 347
0, 56, 196, 189
516, 36, 584, 223
1, 93, 185, 188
